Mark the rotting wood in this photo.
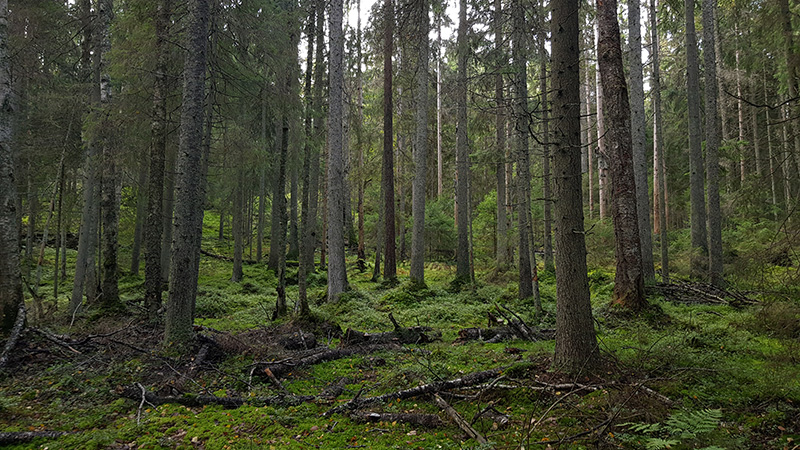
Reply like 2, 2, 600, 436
350, 411, 444, 428
252, 343, 400, 379
649, 280, 757, 306
0, 431, 71, 444
433, 393, 490, 446
119, 384, 316, 408
0, 302, 26, 368
324, 367, 506, 416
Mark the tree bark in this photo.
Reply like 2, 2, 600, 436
327, 0, 348, 301
540, 5, 553, 273
268, 123, 285, 274
130, 162, 148, 275
598, 0, 645, 310
551, 0, 598, 372
0, 0, 22, 333
686, 0, 707, 277
455, 0, 470, 285
703, 0, 723, 286
494, 0, 508, 269
164, 0, 209, 350
649, 0, 669, 282
410, 0, 429, 286
232, 174, 244, 283
382, 0, 397, 282
627, 0, 654, 283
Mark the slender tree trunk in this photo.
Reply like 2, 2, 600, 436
649, 0, 668, 282
455, 0, 470, 285
437, 19, 443, 199
161, 141, 176, 288
595, 23, 609, 220
751, 78, 762, 179
382, 0, 397, 282
512, 0, 532, 300
585, 63, 594, 219
766, 70, 779, 220
703, 0, 724, 287
0, 0, 23, 332
275, 119, 289, 315
628, 0, 654, 283
327, 0, 348, 301
686, 0, 707, 277
164, 0, 209, 350
410, 0, 429, 286
735, 28, 746, 183
356, 0, 366, 272
35, 150, 66, 297
268, 123, 285, 273
130, 163, 148, 275
232, 174, 244, 282
288, 167, 300, 261
779, 0, 800, 192
494, 0, 508, 270
539, 2, 553, 273
551, 0, 598, 372
598, 0, 645, 310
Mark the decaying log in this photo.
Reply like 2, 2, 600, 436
433, 394, 490, 446
278, 330, 316, 350
253, 343, 400, 379
0, 302, 26, 368
29, 327, 81, 354
341, 314, 440, 347
649, 281, 757, 306
350, 411, 444, 428
324, 367, 505, 416
120, 384, 316, 408
0, 431, 70, 444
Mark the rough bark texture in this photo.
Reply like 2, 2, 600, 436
410, 0, 429, 286
539, 5, 553, 273
98, 0, 121, 312
268, 123, 285, 274
327, 0, 348, 301
382, 0, 397, 281
703, 0, 723, 286
649, 0, 669, 282
512, 0, 532, 300
598, 0, 645, 310
455, 0, 470, 285
130, 164, 147, 275
494, 0, 508, 269
164, 0, 209, 350
0, 0, 22, 334
551, 0, 598, 372
627, 0, 654, 283
595, 23, 609, 221
232, 177, 244, 282
686, 0, 707, 276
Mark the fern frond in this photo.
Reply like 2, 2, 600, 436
645, 437, 681, 450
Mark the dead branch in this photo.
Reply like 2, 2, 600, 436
120, 384, 316, 408
433, 394, 491, 447
324, 367, 506, 416
350, 411, 444, 428
650, 281, 757, 306
0, 302, 26, 369
0, 431, 70, 444
252, 343, 399, 379
29, 327, 81, 354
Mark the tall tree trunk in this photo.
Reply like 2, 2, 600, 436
494, 0, 508, 269
327, 0, 348, 301
539, 1, 553, 273
232, 174, 244, 283
686, 0, 707, 277
164, 0, 209, 350
257, 85, 266, 263
437, 19, 443, 199
595, 23, 609, 220
0, 0, 23, 333
703, 0, 724, 287
455, 0, 470, 285
268, 123, 285, 273
288, 167, 300, 261
628, 0, 654, 283
649, 0, 668, 282
382, 0, 396, 281
130, 163, 148, 275
585, 62, 594, 219
410, 0, 429, 286
735, 27, 746, 183
779, 0, 800, 192
161, 141, 176, 288
751, 78, 762, 179
551, 0, 598, 372
275, 119, 289, 316
598, 0, 645, 310
765, 70, 779, 220
512, 0, 532, 300
356, 0, 366, 272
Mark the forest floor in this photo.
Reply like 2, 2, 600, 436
2, 243, 800, 449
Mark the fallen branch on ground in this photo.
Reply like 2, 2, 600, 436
252, 343, 399, 379
650, 281, 757, 306
433, 393, 491, 447
324, 367, 506, 416
342, 315, 440, 347
119, 384, 316, 408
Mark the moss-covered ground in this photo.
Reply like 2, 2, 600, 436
2, 217, 799, 449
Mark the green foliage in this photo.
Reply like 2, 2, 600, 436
620, 408, 723, 449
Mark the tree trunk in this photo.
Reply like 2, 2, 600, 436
649, 0, 668, 282
765, 70, 779, 220
410, 0, 429, 286
164, 0, 209, 350
232, 174, 244, 283
551, 0, 598, 372
686, 0, 707, 277
455, 0, 470, 285
628, 0, 654, 283
382, 0, 396, 282
288, 167, 300, 261
595, 23, 609, 221
0, 0, 23, 333
437, 20, 443, 199
585, 62, 594, 219
268, 123, 285, 273
494, 0, 508, 270
275, 119, 289, 316
161, 141, 176, 287
327, 0, 348, 301
539, 1, 553, 273
512, 0, 532, 300
130, 163, 148, 276
356, 0, 366, 272
703, 0, 723, 287
598, 0, 645, 310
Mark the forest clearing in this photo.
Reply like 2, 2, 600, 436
2, 0, 800, 448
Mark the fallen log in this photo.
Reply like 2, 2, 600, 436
252, 343, 400, 379
350, 411, 444, 429
0, 302, 26, 369
649, 281, 757, 306
324, 367, 506, 416
433, 394, 490, 447
0, 431, 70, 444
119, 384, 316, 408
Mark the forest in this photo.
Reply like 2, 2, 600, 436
0, 0, 799, 447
